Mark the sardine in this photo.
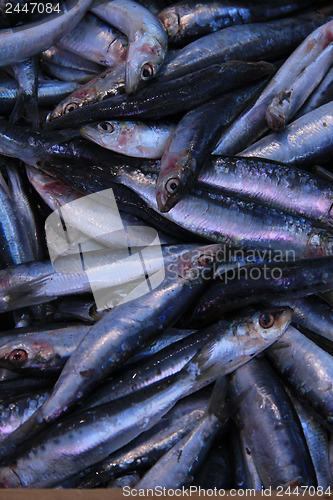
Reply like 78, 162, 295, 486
0, 323, 90, 374
213, 17, 333, 155
159, 8, 333, 82
136, 376, 229, 488
266, 42, 333, 130
155, 80, 267, 212
45, 60, 274, 128
0, 0, 93, 67
0, 306, 291, 482
58, 12, 128, 66
230, 357, 317, 488
158, 0, 314, 46
267, 325, 333, 432
81, 120, 175, 159
239, 101, 333, 167
91, 0, 168, 93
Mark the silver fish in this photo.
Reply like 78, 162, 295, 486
91, 0, 168, 93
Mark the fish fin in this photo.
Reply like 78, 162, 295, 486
9, 91, 39, 130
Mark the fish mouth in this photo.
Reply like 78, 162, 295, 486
156, 189, 171, 213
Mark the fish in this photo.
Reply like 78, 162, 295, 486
189, 256, 333, 326
44, 60, 274, 128
0, 244, 224, 459
158, 0, 314, 46
57, 12, 128, 66
0, 244, 194, 312
239, 101, 333, 167
0, 0, 93, 67
46, 63, 126, 121
229, 357, 317, 488
91, 0, 168, 93
10, 57, 39, 129
155, 80, 268, 212
267, 325, 333, 432
199, 156, 333, 228
35, 159, 333, 259
0, 306, 291, 483
266, 41, 333, 130
63, 392, 209, 488
136, 376, 230, 488
213, 17, 333, 155
289, 393, 333, 488
41, 45, 104, 73
81, 119, 175, 159
158, 7, 333, 82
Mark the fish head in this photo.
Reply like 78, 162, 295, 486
47, 95, 84, 122
168, 243, 224, 283
158, 9, 180, 42
0, 335, 54, 373
243, 307, 293, 345
156, 164, 190, 212
125, 33, 168, 94
80, 120, 119, 149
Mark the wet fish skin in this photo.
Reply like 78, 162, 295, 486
81, 326, 213, 408
91, 0, 168, 93
0, 245, 193, 312
40, 61, 98, 83
231, 425, 262, 490
239, 101, 333, 167
44, 60, 275, 129
47, 63, 126, 121
35, 159, 333, 260
41, 46, 104, 73
136, 376, 229, 489
289, 393, 333, 488
266, 42, 333, 130
0, 0, 93, 67
200, 156, 333, 229
0, 79, 80, 114
0, 181, 34, 268
63, 393, 209, 488
230, 357, 317, 488
6, 162, 43, 261
158, 8, 333, 82
0, 244, 224, 461
275, 296, 333, 347
267, 325, 333, 432
190, 256, 333, 326
0, 390, 50, 444
0, 306, 291, 484
213, 16, 333, 155
295, 66, 333, 118
155, 80, 268, 212
58, 12, 128, 67
158, 0, 314, 46
10, 57, 39, 129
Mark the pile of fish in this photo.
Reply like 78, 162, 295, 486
0, 0, 332, 490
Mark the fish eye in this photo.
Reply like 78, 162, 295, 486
198, 254, 214, 267
259, 313, 275, 329
8, 349, 27, 365
141, 63, 154, 81
64, 102, 78, 114
165, 178, 181, 195
97, 122, 114, 133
